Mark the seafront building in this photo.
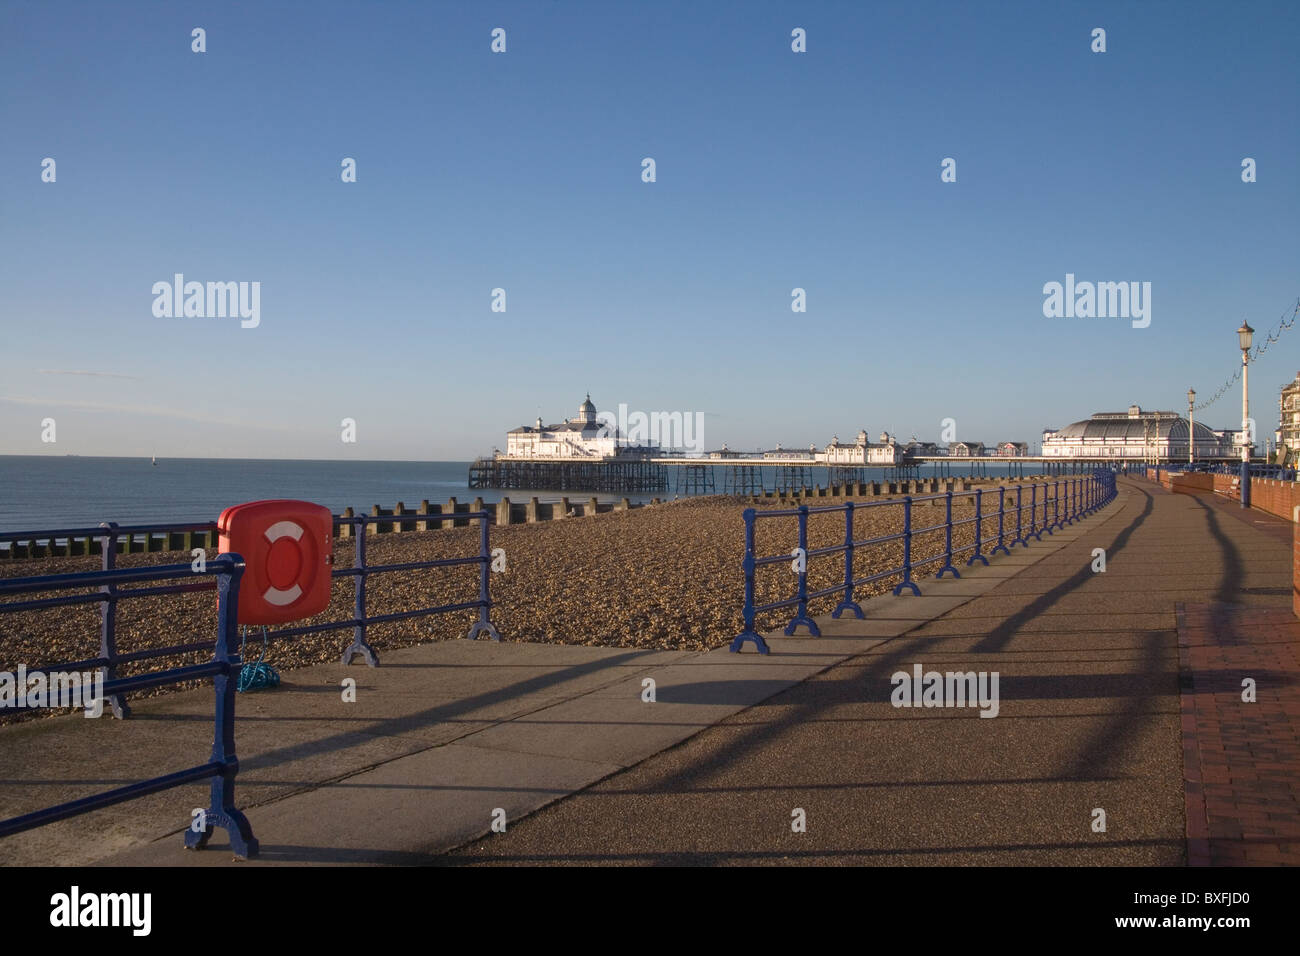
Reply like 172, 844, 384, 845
504, 394, 652, 459
498, 394, 1234, 467
1041, 405, 1235, 461
1278, 372, 1300, 463
823, 430, 904, 466
763, 445, 819, 461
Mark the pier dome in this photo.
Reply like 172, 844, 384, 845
1051, 415, 1218, 443
1043, 408, 1235, 459
504, 393, 620, 460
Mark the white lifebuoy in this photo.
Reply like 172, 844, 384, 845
262, 520, 304, 606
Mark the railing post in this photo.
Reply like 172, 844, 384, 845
185, 555, 258, 859
833, 502, 864, 618
341, 517, 379, 666
991, 485, 1010, 556
937, 491, 960, 578
1048, 479, 1059, 532
893, 497, 922, 595
97, 522, 129, 719
968, 488, 989, 566
1027, 484, 1042, 541
467, 511, 502, 641
1013, 485, 1028, 547
730, 509, 769, 654
785, 506, 819, 635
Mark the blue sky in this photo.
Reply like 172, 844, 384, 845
1, 0, 1297, 459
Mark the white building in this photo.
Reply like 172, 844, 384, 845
1278, 372, 1300, 463
504, 394, 627, 459
1041, 405, 1236, 460
824, 430, 904, 466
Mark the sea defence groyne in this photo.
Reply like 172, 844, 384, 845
0, 496, 656, 559
0, 478, 1053, 560
743, 475, 1029, 505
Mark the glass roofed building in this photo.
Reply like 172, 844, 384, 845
1042, 405, 1236, 461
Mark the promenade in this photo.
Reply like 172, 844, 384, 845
1, 476, 1295, 866
445, 477, 1297, 865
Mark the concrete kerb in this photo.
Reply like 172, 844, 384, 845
21, 487, 1134, 866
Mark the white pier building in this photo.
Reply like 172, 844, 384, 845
1041, 405, 1235, 460
504, 395, 624, 459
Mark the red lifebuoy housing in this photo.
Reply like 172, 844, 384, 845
217, 500, 334, 625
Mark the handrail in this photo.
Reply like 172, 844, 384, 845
0, 555, 259, 858
0, 511, 502, 717
730, 471, 1119, 653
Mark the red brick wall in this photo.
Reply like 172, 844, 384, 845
1250, 478, 1300, 522
1171, 473, 1214, 494
1144, 467, 1175, 489
1212, 473, 1238, 496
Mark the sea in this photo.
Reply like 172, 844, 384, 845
0, 455, 1028, 533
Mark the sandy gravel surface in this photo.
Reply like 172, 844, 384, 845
0, 485, 1046, 718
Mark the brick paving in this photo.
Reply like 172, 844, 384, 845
1178, 600, 1300, 865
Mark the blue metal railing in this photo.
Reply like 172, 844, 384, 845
731, 471, 1118, 654
0, 556, 259, 857
0, 512, 501, 718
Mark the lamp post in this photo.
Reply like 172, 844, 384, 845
1238, 321, 1254, 508
1187, 388, 1196, 465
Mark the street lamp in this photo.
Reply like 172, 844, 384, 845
1238, 321, 1254, 507
1187, 388, 1196, 465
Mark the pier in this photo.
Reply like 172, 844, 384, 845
475, 395, 1245, 495
468, 457, 668, 494
468, 453, 1228, 495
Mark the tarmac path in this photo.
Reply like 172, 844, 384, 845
444, 477, 1291, 865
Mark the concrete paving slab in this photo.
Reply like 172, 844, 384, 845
103, 743, 621, 866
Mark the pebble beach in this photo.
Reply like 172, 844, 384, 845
0, 485, 1032, 720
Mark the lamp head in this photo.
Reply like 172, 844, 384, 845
1238, 321, 1254, 352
